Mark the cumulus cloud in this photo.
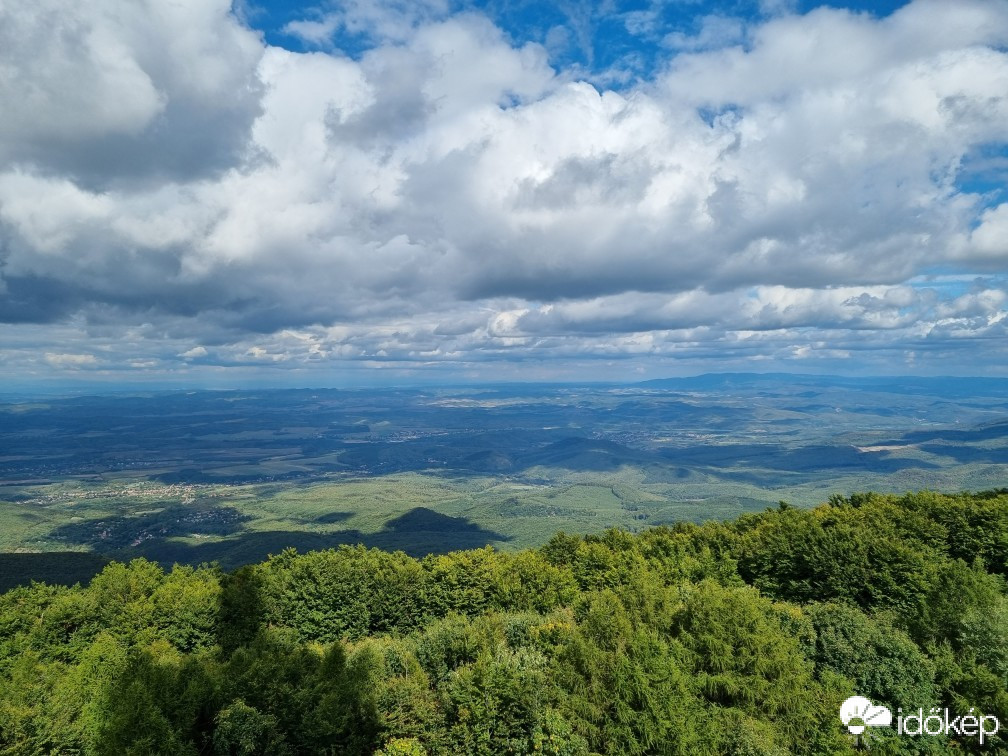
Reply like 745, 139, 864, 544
0, 0, 264, 186
971, 204, 1008, 259
1, 0, 1007, 381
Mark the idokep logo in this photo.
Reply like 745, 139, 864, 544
840, 695, 1002, 749
896, 706, 1000, 745
840, 696, 892, 748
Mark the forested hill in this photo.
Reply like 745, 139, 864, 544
2, 491, 1007, 755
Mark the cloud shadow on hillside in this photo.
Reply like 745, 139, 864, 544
50, 506, 511, 570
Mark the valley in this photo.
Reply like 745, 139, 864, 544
2, 373, 1006, 587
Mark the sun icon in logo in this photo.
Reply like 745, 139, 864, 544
840, 696, 892, 749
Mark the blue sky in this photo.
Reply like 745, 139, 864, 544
0, 0, 1007, 389
255, 1, 919, 80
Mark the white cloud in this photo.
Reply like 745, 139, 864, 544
44, 352, 98, 368
663, 15, 746, 52
283, 14, 343, 46
971, 203, 1008, 259
325, 0, 450, 44
0, 0, 263, 183
1, 0, 1007, 379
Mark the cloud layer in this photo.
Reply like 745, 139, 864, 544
1, 0, 1007, 383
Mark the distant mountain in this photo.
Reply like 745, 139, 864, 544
519, 437, 659, 470
638, 372, 1008, 397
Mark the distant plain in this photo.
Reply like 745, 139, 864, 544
1, 373, 1006, 588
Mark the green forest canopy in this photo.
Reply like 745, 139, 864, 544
1, 489, 1007, 754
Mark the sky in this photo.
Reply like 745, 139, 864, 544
1, 0, 1007, 389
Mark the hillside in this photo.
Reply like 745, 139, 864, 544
1, 490, 1006, 754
